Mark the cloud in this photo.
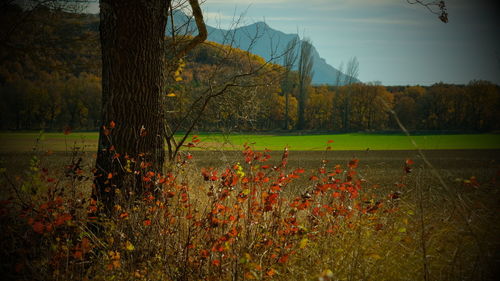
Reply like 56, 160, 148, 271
206, 0, 289, 4
334, 17, 426, 26
203, 11, 236, 21
206, 0, 399, 4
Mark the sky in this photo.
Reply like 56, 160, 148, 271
86, 0, 500, 86
199, 0, 500, 85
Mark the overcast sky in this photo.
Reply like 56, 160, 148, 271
199, 0, 500, 85
87, 0, 500, 85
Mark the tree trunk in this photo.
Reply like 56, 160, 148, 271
284, 90, 289, 130
93, 0, 169, 213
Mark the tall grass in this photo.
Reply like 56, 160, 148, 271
1, 140, 498, 281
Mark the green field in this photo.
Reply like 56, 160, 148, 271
1, 132, 499, 152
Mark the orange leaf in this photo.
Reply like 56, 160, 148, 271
109, 120, 116, 129
266, 268, 277, 276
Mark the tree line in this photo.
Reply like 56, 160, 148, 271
196, 79, 500, 132
1, 70, 499, 132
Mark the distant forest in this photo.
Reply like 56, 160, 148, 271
1, 5, 499, 132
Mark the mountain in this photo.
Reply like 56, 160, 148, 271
168, 12, 358, 85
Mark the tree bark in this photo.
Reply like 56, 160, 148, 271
92, 0, 206, 214
93, 0, 170, 213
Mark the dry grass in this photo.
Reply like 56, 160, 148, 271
0, 147, 499, 280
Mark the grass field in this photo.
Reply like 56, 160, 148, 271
1, 131, 499, 152
1, 148, 499, 280
1, 132, 499, 280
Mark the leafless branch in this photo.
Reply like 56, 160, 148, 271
407, 0, 448, 23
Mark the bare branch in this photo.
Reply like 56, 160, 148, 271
407, 0, 448, 23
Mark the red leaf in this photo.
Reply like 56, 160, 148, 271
32, 221, 45, 234
140, 126, 147, 137
63, 126, 72, 135
54, 213, 72, 226
348, 159, 359, 169
228, 227, 238, 237
82, 237, 92, 253
278, 254, 289, 263
109, 120, 116, 129
74, 250, 83, 260
270, 184, 281, 192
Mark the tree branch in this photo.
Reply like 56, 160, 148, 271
407, 0, 448, 23
174, 0, 207, 60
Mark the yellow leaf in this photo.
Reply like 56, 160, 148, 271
239, 253, 251, 264
367, 253, 382, 260
299, 238, 308, 249
125, 240, 135, 251
320, 269, 334, 278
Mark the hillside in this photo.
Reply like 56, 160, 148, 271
0, 5, 284, 131
168, 11, 357, 85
